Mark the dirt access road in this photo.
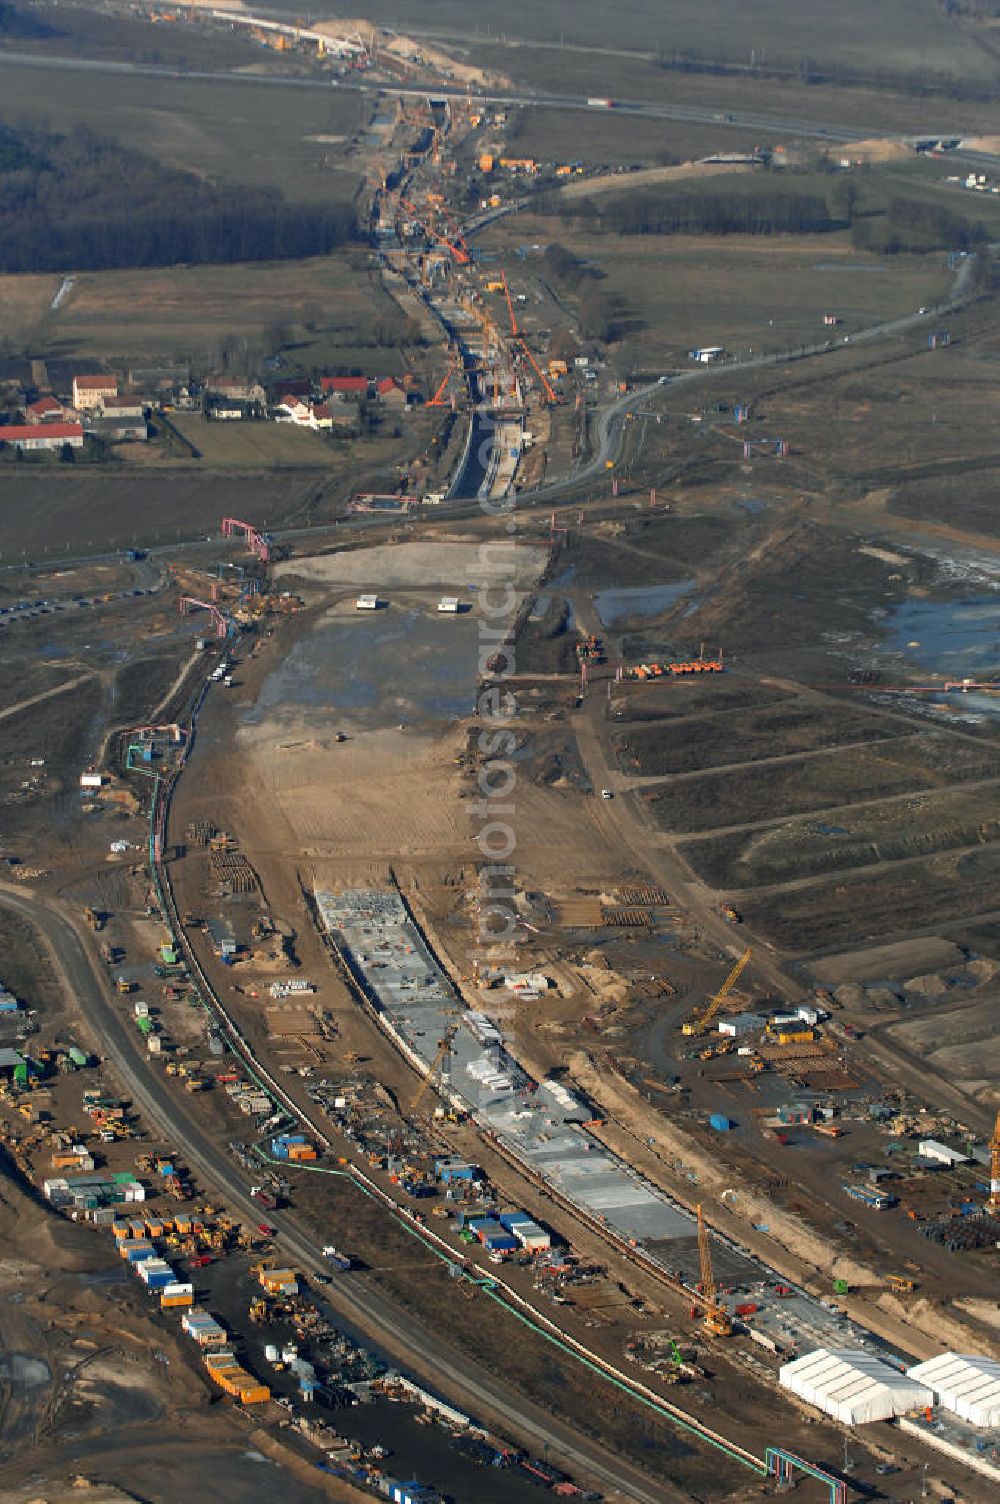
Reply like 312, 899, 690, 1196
570, 691, 805, 1000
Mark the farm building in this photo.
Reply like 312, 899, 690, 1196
0, 422, 84, 451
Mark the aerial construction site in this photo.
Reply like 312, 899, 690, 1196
3, 4, 1000, 1504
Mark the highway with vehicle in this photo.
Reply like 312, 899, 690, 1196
2, 47, 999, 166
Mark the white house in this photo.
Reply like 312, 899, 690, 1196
72, 374, 117, 410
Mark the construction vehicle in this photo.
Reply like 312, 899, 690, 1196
886, 1274, 916, 1294
249, 1297, 268, 1324
115, 977, 135, 995
693, 1204, 733, 1337
84, 906, 104, 931
681, 948, 752, 1036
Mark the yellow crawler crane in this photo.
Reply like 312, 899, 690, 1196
682, 948, 752, 1036
695, 1204, 733, 1337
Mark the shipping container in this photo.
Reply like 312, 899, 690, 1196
709, 1113, 732, 1133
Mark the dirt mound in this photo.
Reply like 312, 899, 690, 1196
0, 1154, 101, 1274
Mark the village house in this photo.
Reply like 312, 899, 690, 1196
72, 374, 118, 410
99, 394, 146, 420
273, 397, 341, 432
376, 376, 408, 412
204, 377, 267, 406
0, 421, 84, 452
23, 395, 66, 425
320, 375, 370, 403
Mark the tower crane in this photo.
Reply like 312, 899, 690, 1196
989, 1110, 1000, 1212
682, 947, 752, 1036
409, 1021, 461, 1116
695, 1203, 733, 1337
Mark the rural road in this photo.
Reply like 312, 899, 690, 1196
0, 880, 678, 1504
522, 248, 977, 505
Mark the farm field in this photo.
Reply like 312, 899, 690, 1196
0, 252, 424, 370
680, 784, 1000, 888
11, 255, 382, 362
641, 732, 1000, 833
0, 471, 327, 557
168, 415, 336, 466
483, 214, 952, 371
275, 0, 989, 77
501, 106, 785, 168
615, 701, 903, 776
0, 57, 365, 202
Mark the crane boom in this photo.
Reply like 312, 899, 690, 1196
501, 270, 519, 337
990, 1109, 1000, 1211
409, 1023, 459, 1116
696, 1204, 733, 1336
682, 947, 752, 1035
517, 338, 559, 404
399, 197, 471, 264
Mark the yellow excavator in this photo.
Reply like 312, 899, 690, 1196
682, 948, 752, 1036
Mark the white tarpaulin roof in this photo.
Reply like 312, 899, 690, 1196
907, 1352, 1000, 1428
780, 1347, 932, 1425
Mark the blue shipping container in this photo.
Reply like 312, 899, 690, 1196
499, 1211, 530, 1232
709, 1114, 732, 1132
484, 1233, 517, 1252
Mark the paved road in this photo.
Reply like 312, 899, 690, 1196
2, 47, 999, 164
0, 880, 677, 1504
519, 248, 977, 505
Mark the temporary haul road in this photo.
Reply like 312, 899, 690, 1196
2, 47, 1000, 169
0, 878, 753, 1504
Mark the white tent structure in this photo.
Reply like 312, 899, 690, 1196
907, 1352, 1000, 1428
780, 1348, 932, 1425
